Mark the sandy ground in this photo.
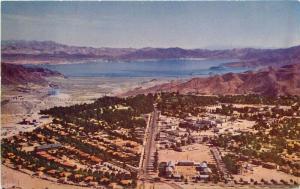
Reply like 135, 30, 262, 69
2, 165, 297, 189
159, 144, 215, 163
1, 113, 52, 139
234, 166, 300, 184
174, 182, 295, 189
216, 118, 256, 134
47, 77, 172, 98
138, 180, 294, 189
1, 165, 87, 189
1, 76, 171, 138
137, 181, 174, 189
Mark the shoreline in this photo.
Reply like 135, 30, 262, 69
22, 58, 248, 79
3, 57, 218, 66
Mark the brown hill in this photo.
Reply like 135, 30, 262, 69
1, 63, 63, 85
124, 64, 300, 96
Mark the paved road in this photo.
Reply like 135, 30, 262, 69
211, 147, 229, 180
139, 106, 161, 189
141, 107, 159, 178
139, 108, 183, 189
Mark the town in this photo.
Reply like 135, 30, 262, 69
1, 93, 300, 189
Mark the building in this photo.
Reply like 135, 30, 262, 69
195, 174, 209, 180
165, 166, 174, 178
262, 162, 277, 169
177, 160, 194, 166
158, 162, 167, 174
35, 143, 62, 151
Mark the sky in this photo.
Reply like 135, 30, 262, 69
2, 1, 300, 49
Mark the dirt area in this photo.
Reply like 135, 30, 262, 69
234, 166, 300, 183
140, 180, 289, 189
175, 166, 198, 178
217, 119, 255, 134
159, 144, 215, 163
1, 113, 52, 139
1, 76, 170, 139
174, 182, 289, 189
1, 165, 87, 189
137, 181, 175, 189
47, 77, 170, 98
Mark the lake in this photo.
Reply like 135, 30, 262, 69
34, 59, 248, 78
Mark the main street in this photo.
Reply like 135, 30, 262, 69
140, 106, 159, 179
138, 106, 183, 189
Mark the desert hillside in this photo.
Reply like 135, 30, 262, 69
1, 63, 63, 85
124, 64, 300, 96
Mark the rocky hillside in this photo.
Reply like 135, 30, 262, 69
1, 40, 135, 64
124, 64, 300, 96
224, 45, 300, 68
2, 40, 300, 68
1, 63, 63, 85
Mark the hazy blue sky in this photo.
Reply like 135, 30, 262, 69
2, 1, 300, 49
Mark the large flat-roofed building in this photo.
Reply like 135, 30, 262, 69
177, 160, 194, 166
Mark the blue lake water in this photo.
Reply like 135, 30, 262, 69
32, 59, 248, 78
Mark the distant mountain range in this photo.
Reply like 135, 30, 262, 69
124, 64, 300, 96
1, 40, 135, 64
1, 63, 63, 86
3, 40, 300, 95
2, 40, 300, 68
